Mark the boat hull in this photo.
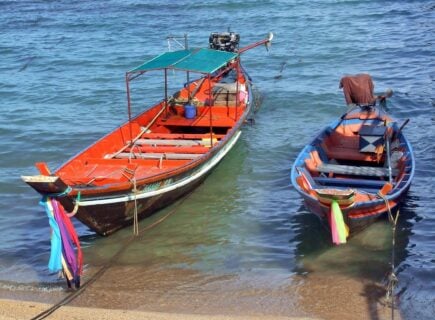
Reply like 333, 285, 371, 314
291, 103, 415, 242
73, 169, 206, 235
22, 33, 274, 237
25, 74, 257, 236
68, 130, 242, 235
299, 184, 410, 234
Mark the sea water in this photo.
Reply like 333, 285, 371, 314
0, 1, 434, 319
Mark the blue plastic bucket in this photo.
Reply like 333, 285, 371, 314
184, 104, 196, 119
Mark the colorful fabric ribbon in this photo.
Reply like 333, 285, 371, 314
329, 200, 349, 245
40, 196, 82, 288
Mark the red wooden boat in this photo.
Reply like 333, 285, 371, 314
291, 74, 415, 245
22, 32, 273, 236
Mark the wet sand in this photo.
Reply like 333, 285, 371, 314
0, 299, 314, 320
296, 273, 401, 320
0, 264, 401, 320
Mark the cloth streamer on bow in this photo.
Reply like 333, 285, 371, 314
40, 197, 83, 288
329, 200, 349, 245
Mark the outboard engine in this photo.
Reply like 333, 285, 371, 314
209, 32, 240, 52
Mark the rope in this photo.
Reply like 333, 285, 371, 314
30, 192, 191, 320
66, 192, 81, 218
109, 104, 166, 159
132, 177, 139, 236
120, 171, 139, 236
44, 187, 72, 198
86, 168, 125, 185
378, 192, 400, 320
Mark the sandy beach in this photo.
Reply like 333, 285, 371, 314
0, 264, 401, 320
0, 299, 318, 320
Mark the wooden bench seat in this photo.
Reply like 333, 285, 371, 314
157, 115, 236, 127
135, 138, 214, 147
296, 167, 389, 194
127, 145, 209, 154
140, 132, 225, 140
313, 176, 388, 188
324, 146, 383, 162
316, 163, 398, 177
115, 152, 201, 160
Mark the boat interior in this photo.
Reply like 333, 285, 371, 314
56, 72, 248, 187
296, 112, 412, 197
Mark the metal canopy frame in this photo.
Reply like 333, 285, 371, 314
124, 49, 241, 142
127, 48, 238, 76
122, 32, 273, 142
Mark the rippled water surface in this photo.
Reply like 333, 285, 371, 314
0, 1, 434, 319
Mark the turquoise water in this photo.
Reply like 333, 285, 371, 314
0, 0, 434, 318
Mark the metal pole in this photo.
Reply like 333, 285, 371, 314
235, 60, 240, 120
125, 73, 133, 141
238, 33, 273, 54
208, 74, 213, 147
386, 129, 393, 184
185, 33, 191, 102
164, 68, 168, 117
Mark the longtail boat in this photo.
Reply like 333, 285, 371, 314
291, 74, 414, 245
23, 32, 273, 237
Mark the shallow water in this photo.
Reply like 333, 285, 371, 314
0, 1, 434, 319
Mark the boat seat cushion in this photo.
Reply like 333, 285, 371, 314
359, 125, 387, 153
322, 144, 382, 162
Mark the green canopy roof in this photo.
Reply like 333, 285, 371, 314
129, 48, 238, 74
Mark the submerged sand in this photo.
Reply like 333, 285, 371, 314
0, 264, 401, 320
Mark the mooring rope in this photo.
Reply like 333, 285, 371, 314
30, 193, 191, 320
132, 177, 139, 236
66, 192, 81, 218
387, 208, 400, 320
378, 193, 400, 320
120, 170, 140, 236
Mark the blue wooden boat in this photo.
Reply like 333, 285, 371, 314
291, 74, 415, 244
